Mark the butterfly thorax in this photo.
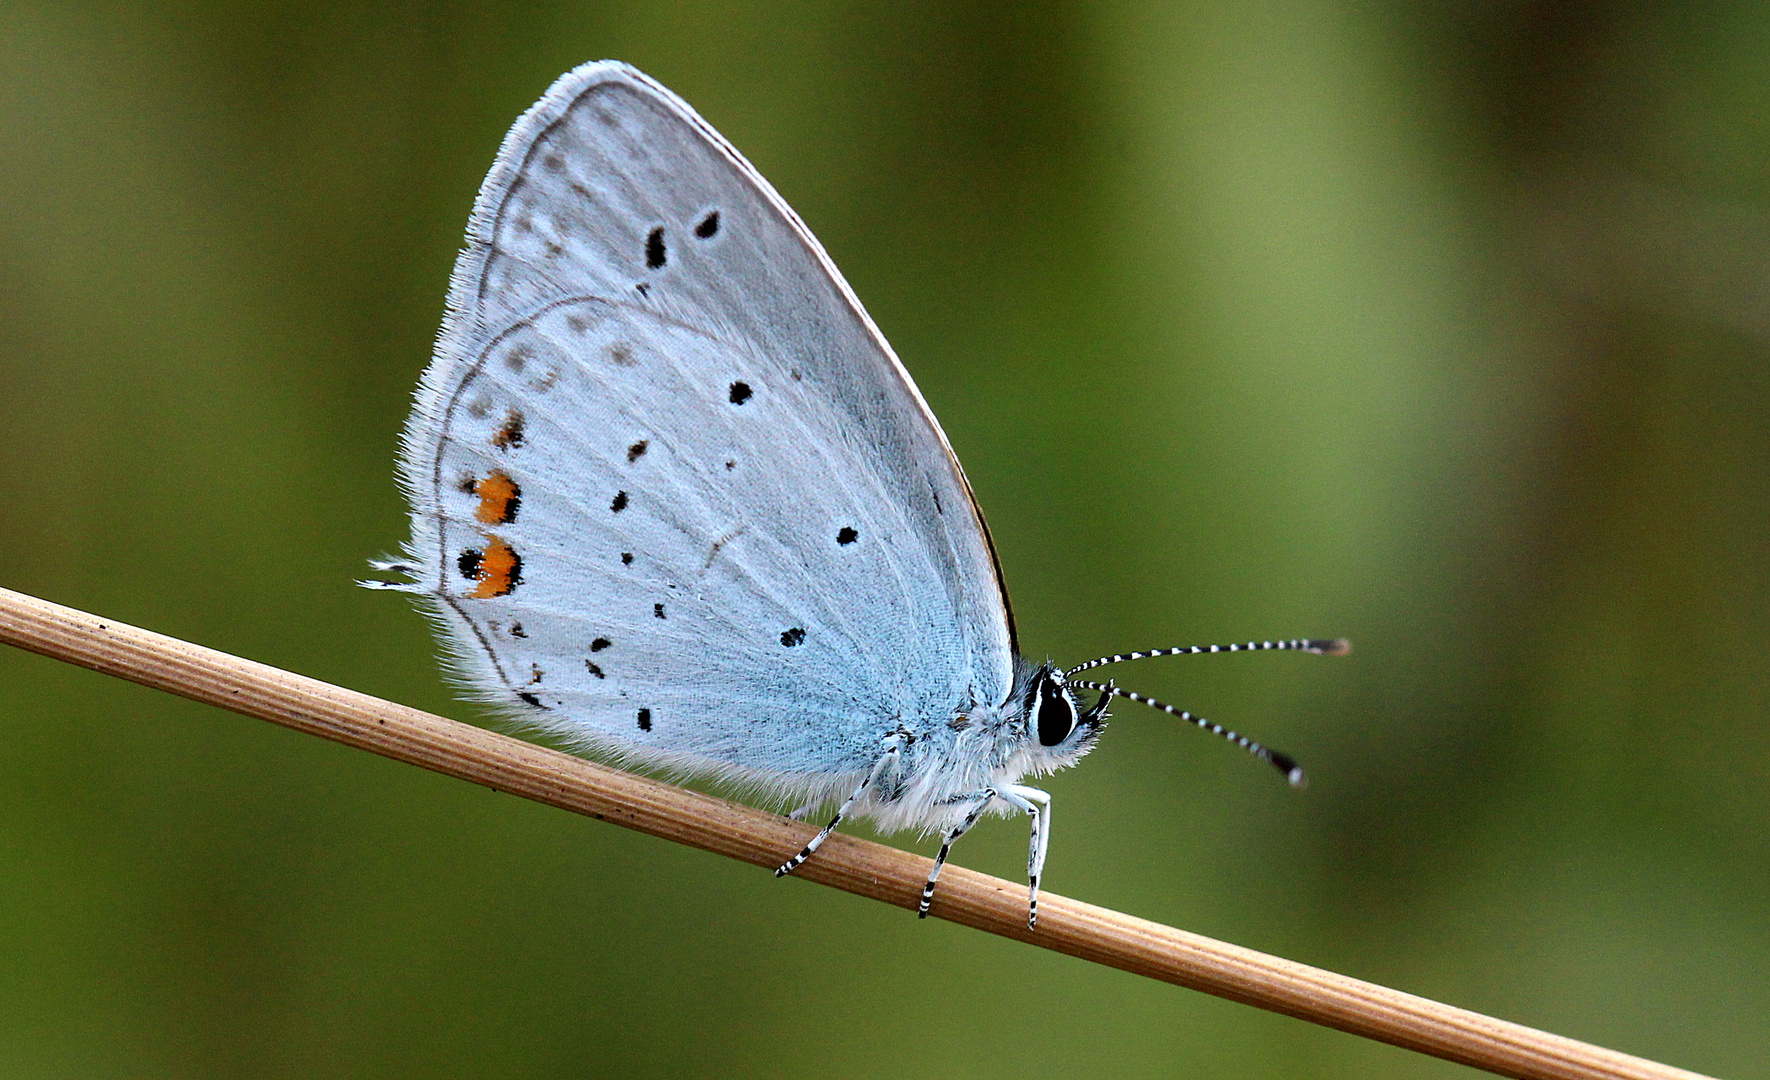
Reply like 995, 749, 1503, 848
843, 659, 1106, 835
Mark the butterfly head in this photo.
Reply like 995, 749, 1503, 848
1019, 663, 1109, 768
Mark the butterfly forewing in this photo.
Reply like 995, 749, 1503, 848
399, 63, 1014, 782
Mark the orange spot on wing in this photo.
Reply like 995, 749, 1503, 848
491, 409, 525, 450
473, 470, 520, 524
468, 536, 522, 598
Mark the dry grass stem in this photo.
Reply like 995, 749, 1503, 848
0, 586, 1715, 1080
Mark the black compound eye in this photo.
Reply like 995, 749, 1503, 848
1036, 676, 1077, 747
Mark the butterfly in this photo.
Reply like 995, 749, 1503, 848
365, 61, 1345, 928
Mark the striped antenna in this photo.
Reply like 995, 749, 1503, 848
1064, 638, 1348, 678
1066, 678, 1307, 787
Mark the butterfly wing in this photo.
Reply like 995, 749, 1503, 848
393, 62, 1015, 789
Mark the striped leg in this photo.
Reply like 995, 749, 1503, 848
1000, 785, 1052, 929
918, 790, 996, 919
775, 741, 900, 877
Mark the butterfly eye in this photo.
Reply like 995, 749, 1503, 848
1036, 674, 1077, 747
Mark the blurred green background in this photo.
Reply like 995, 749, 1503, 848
2, 1, 1766, 1077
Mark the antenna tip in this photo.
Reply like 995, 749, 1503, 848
1269, 751, 1307, 788
1314, 638, 1351, 656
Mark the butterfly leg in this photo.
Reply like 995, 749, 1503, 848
918, 789, 997, 919
999, 785, 1053, 929
775, 738, 902, 877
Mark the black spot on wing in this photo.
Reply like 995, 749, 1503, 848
510, 622, 526, 638
654, 603, 666, 619
457, 549, 483, 580
611, 491, 629, 512
584, 660, 605, 679
837, 527, 858, 545
695, 210, 720, 238
621, 552, 634, 565
728, 381, 752, 405
627, 440, 648, 462
637, 708, 652, 731
518, 692, 543, 708
780, 627, 806, 647
646, 227, 666, 269
591, 637, 610, 652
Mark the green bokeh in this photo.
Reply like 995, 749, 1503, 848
2, 2, 1766, 1077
